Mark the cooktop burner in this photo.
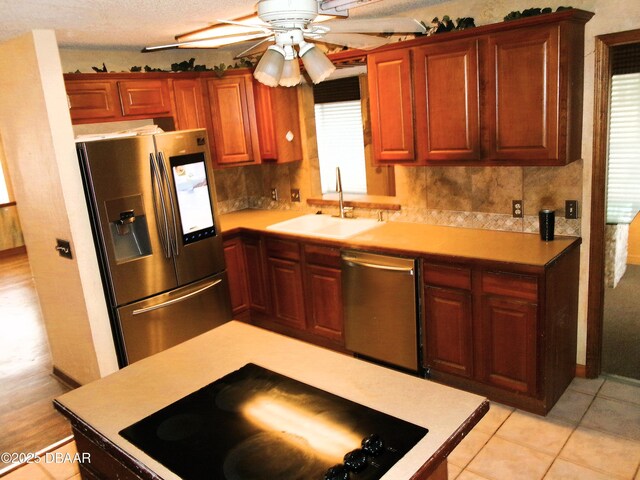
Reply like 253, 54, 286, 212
119, 363, 428, 480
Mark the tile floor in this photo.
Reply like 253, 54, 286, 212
1, 376, 638, 480
448, 375, 640, 480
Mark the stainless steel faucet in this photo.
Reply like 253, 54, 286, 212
336, 166, 345, 218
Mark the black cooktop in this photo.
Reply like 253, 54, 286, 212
119, 363, 428, 480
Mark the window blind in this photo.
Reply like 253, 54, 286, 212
606, 72, 640, 224
314, 100, 367, 194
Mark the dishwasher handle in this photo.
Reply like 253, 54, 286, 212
342, 256, 415, 274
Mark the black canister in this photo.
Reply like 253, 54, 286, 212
539, 209, 555, 241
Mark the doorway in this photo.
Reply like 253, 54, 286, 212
587, 28, 640, 379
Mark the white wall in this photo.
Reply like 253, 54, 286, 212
0, 31, 118, 384
59, 47, 234, 74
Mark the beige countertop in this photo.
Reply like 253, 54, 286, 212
55, 321, 487, 479
220, 209, 580, 267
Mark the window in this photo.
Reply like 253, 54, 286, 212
313, 76, 367, 194
606, 43, 640, 224
315, 100, 367, 194
0, 136, 11, 205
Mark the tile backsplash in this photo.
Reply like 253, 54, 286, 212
213, 160, 583, 237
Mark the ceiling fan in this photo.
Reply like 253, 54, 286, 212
143, 0, 426, 87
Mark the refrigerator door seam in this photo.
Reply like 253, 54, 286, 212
157, 151, 180, 258
150, 152, 171, 259
132, 278, 223, 315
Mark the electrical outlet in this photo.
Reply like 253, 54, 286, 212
55, 239, 73, 259
565, 200, 578, 219
290, 189, 300, 202
512, 200, 523, 218
270, 188, 278, 201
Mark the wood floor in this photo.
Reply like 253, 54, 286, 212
0, 252, 72, 461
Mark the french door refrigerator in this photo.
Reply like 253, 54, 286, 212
77, 129, 232, 367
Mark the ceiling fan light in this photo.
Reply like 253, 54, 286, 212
279, 59, 301, 87
254, 45, 286, 87
299, 44, 336, 84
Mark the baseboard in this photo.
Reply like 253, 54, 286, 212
575, 364, 587, 378
53, 367, 82, 389
0, 245, 26, 258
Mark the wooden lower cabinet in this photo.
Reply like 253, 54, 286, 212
222, 237, 249, 316
424, 285, 473, 378
267, 256, 306, 329
423, 243, 580, 415
304, 244, 343, 342
479, 295, 538, 395
223, 234, 345, 349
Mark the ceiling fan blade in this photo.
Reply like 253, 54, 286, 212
318, 32, 389, 50
320, 17, 427, 34
176, 15, 270, 42
143, 32, 270, 52
234, 36, 274, 59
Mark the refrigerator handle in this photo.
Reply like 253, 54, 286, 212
150, 153, 171, 259
132, 278, 222, 315
158, 151, 180, 257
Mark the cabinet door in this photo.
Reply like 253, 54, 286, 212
253, 82, 278, 160
243, 237, 270, 314
305, 264, 343, 342
118, 79, 172, 116
254, 84, 303, 163
222, 238, 249, 315
413, 39, 480, 162
367, 49, 415, 163
484, 25, 559, 162
206, 75, 258, 166
172, 78, 207, 130
424, 286, 473, 378
65, 80, 120, 122
480, 296, 538, 395
267, 256, 306, 329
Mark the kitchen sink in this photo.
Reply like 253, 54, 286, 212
266, 214, 382, 239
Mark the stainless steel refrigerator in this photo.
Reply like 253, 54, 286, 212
77, 129, 232, 367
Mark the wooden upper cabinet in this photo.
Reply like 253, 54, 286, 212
117, 79, 172, 117
253, 82, 278, 160
65, 80, 120, 122
172, 78, 207, 130
254, 83, 303, 163
484, 24, 559, 163
367, 49, 415, 163
206, 74, 259, 166
413, 39, 481, 162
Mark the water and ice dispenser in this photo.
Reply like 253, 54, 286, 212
105, 195, 152, 262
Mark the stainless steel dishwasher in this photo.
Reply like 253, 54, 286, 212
341, 250, 419, 372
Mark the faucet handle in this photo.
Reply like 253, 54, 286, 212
343, 206, 354, 218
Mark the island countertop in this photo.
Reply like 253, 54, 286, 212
55, 321, 488, 480
219, 209, 580, 267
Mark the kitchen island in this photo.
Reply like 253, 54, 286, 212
54, 321, 488, 480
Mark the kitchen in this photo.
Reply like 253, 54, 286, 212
1, 0, 639, 479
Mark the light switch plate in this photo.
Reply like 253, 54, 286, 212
290, 189, 300, 202
565, 200, 578, 219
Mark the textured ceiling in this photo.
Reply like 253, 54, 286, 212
0, 0, 446, 50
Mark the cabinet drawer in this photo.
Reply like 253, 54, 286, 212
423, 262, 471, 290
118, 80, 171, 116
482, 271, 538, 302
304, 244, 341, 268
265, 237, 300, 261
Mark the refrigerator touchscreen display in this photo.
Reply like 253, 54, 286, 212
170, 153, 216, 245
